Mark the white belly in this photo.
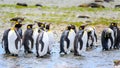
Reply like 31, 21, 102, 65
8, 30, 20, 54
68, 29, 76, 51
47, 31, 55, 51
33, 28, 39, 53
78, 31, 88, 55
38, 32, 49, 56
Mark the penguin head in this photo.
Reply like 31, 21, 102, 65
71, 25, 75, 30
79, 25, 85, 30
27, 24, 34, 29
109, 22, 118, 29
46, 24, 50, 30
14, 23, 23, 29
37, 22, 43, 27
66, 25, 71, 30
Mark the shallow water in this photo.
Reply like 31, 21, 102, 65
0, 43, 119, 68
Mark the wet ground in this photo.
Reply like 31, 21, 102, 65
0, 42, 119, 68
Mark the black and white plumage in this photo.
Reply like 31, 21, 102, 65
2, 23, 23, 55
60, 25, 76, 54
101, 28, 114, 50
36, 30, 49, 57
2, 29, 11, 54
22, 24, 34, 53
109, 22, 120, 49
7, 23, 23, 56
74, 30, 88, 56
46, 24, 55, 54
84, 26, 97, 48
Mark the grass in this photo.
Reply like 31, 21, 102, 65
0, 4, 120, 26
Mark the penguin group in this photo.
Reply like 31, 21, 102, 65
1, 18, 120, 57
60, 22, 120, 56
101, 22, 120, 50
60, 24, 97, 56
2, 18, 55, 57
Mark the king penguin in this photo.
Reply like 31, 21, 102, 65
2, 20, 23, 55
36, 23, 49, 58
60, 25, 71, 54
68, 25, 76, 52
46, 24, 55, 54
8, 23, 23, 56
22, 24, 34, 54
74, 25, 88, 56
84, 26, 97, 48
101, 28, 114, 50
109, 22, 120, 49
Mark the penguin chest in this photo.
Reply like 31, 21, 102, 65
47, 31, 55, 51
47, 31, 54, 45
38, 32, 49, 56
81, 31, 88, 50
68, 30, 76, 50
33, 28, 39, 44
8, 30, 21, 54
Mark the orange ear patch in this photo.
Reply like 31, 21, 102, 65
11, 27, 15, 30
15, 22, 19, 24
27, 26, 30, 28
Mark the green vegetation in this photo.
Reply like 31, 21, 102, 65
0, 4, 120, 26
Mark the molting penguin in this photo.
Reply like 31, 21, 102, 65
84, 26, 97, 48
74, 25, 88, 56
46, 24, 55, 54
60, 25, 71, 54
36, 24, 49, 58
109, 22, 120, 49
101, 28, 114, 50
8, 23, 23, 56
22, 24, 34, 54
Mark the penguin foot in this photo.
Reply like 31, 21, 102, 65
11, 54, 18, 57
5, 51, 11, 55
28, 51, 33, 53
70, 50, 74, 53
74, 53, 81, 56
40, 56, 44, 58
36, 55, 44, 58
14, 54, 18, 57
47, 51, 50, 54
36, 55, 39, 58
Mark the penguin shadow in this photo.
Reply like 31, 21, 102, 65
86, 44, 100, 52
3, 53, 18, 59
36, 54, 51, 58
23, 51, 38, 58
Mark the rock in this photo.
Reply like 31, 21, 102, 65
95, 0, 104, 2
16, 3, 28, 7
35, 4, 43, 7
10, 17, 24, 22
88, 3, 105, 8
78, 15, 90, 18
115, 5, 120, 8
78, 4, 89, 7
104, 0, 114, 2
114, 60, 120, 66
78, 3, 105, 8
